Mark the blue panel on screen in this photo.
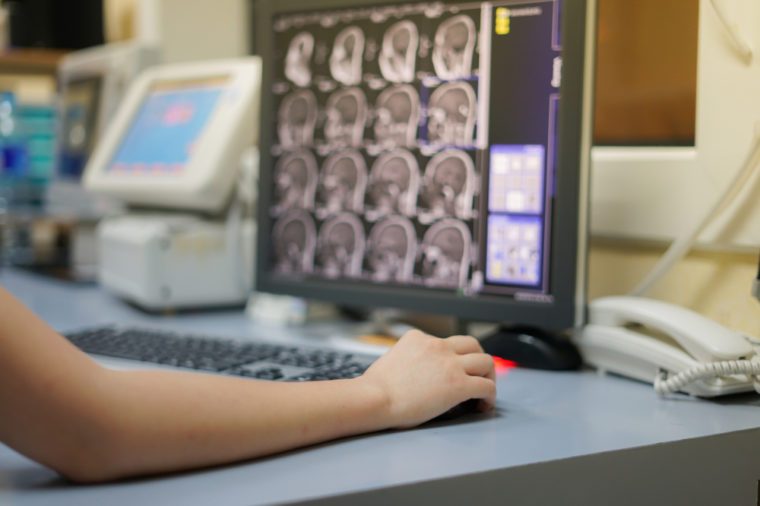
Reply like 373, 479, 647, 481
109, 84, 223, 174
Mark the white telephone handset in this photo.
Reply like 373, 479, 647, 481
575, 297, 760, 397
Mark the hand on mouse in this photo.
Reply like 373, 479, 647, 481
359, 330, 496, 429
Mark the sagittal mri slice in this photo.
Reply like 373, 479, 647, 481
420, 149, 477, 223
317, 150, 368, 218
374, 84, 420, 148
270, 5, 493, 292
379, 20, 419, 83
432, 14, 477, 80
366, 216, 418, 283
273, 209, 317, 274
272, 149, 319, 216
317, 213, 366, 279
324, 87, 368, 147
285, 32, 315, 87
426, 81, 477, 147
278, 90, 318, 148
330, 26, 365, 86
419, 218, 473, 289
367, 149, 420, 220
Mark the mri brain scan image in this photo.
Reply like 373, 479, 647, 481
432, 15, 477, 80
426, 82, 477, 146
379, 20, 419, 83
317, 213, 366, 279
324, 87, 368, 147
367, 149, 420, 220
285, 32, 315, 87
374, 85, 420, 148
366, 217, 418, 283
278, 90, 318, 148
272, 150, 319, 216
273, 210, 317, 275
317, 150, 368, 218
419, 150, 476, 223
330, 26, 365, 86
270, 6, 496, 293
419, 219, 473, 289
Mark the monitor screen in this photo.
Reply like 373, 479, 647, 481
107, 77, 228, 175
58, 76, 102, 179
256, 0, 591, 328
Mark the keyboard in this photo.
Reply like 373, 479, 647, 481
65, 325, 377, 381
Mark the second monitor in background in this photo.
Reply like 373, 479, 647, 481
254, 0, 595, 341
83, 59, 261, 310
57, 43, 160, 181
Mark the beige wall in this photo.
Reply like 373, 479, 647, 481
589, 241, 759, 336
103, 0, 138, 42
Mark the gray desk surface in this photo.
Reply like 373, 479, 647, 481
1, 269, 759, 506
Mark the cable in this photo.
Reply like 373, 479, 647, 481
754, 254, 760, 302
709, 0, 754, 64
631, 131, 760, 296
654, 359, 760, 396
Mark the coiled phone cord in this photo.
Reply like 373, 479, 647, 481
654, 359, 760, 396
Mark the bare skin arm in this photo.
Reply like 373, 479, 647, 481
0, 288, 496, 483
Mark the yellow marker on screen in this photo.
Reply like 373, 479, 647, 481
495, 7, 511, 35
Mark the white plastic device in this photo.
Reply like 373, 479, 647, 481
575, 296, 760, 397
84, 58, 262, 214
98, 214, 255, 310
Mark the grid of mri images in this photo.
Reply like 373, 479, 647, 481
268, 1, 560, 295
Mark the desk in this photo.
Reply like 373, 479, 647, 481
1, 269, 759, 506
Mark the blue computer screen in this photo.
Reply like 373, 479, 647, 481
108, 78, 225, 174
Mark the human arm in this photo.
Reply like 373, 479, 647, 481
0, 288, 496, 483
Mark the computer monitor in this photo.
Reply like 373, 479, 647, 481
254, 0, 595, 329
591, 0, 760, 250
57, 42, 160, 180
84, 58, 262, 213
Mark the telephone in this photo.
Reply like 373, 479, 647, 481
574, 297, 760, 397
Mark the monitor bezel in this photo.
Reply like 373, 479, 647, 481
57, 74, 103, 176
254, 0, 595, 330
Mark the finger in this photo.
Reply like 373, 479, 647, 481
466, 376, 497, 410
445, 335, 484, 355
459, 353, 495, 377
477, 399, 495, 413
484, 356, 496, 381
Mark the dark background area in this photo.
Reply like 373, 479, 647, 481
4, 0, 104, 49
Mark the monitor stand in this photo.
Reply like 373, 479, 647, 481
353, 309, 418, 345
351, 309, 458, 343
479, 325, 582, 371
247, 300, 459, 346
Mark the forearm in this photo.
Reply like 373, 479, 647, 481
0, 288, 495, 483
93, 370, 390, 481
0, 288, 385, 482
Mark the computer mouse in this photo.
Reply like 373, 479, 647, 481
432, 398, 482, 422
480, 326, 582, 371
